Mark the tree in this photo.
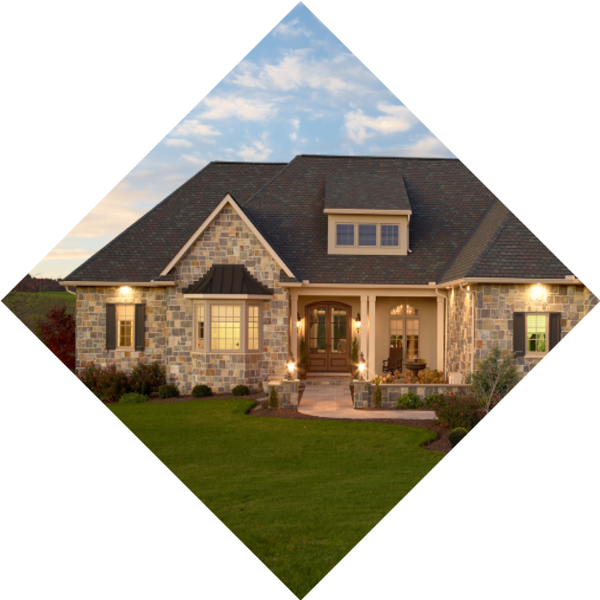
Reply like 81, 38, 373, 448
351, 336, 359, 364
470, 346, 520, 413
37, 305, 76, 370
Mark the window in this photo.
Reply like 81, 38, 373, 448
358, 224, 377, 246
336, 224, 354, 246
389, 303, 420, 360
106, 303, 144, 352
381, 225, 399, 247
514, 311, 560, 357
192, 302, 262, 353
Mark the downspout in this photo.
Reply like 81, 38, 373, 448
65, 286, 76, 296
459, 282, 476, 376
434, 287, 447, 376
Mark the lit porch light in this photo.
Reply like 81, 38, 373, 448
120, 286, 132, 298
287, 353, 296, 380
531, 284, 546, 302
355, 312, 361, 333
296, 312, 301, 332
358, 351, 366, 380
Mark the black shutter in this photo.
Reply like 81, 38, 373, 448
548, 312, 562, 350
513, 312, 525, 357
106, 304, 116, 350
135, 304, 145, 351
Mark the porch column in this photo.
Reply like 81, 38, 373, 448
368, 295, 377, 379
437, 295, 445, 374
360, 294, 368, 367
290, 291, 298, 362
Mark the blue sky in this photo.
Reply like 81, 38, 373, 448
33, 3, 451, 279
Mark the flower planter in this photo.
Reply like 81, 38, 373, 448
405, 360, 428, 376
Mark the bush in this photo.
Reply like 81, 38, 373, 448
119, 392, 150, 404
416, 368, 446, 384
397, 392, 422, 410
37, 305, 75, 370
79, 362, 130, 402
434, 393, 479, 430
372, 383, 382, 407
424, 393, 444, 409
449, 427, 469, 446
158, 384, 180, 399
129, 361, 166, 395
299, 335, 309, 365
268, 386, 279, 409
471, 346, 520, 413
192, 384, 212, 398
351, 337, 359, 364
232, 384, 250, 396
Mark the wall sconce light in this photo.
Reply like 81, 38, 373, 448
287, 353, 296, 380
355, 312, 361, 333
120, 286, 132, 298
296, 312, 301, 332
531, 284, 546, 303
358, 351, 366, 380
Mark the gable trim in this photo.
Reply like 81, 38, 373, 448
324, 208, 412, 216
159, 194, 295, 278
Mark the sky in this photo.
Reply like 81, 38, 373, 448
32, 2, 452, 280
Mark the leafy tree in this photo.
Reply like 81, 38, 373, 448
37, 305, 75, 370
471, 346, 520, 413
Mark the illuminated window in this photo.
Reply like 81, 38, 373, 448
196, 304, 205, 350
117, 304, 134, 348
211, 305, 241, 351
248, 305, 260, 351
389, 303, 420, 360
526, 313, 547, 354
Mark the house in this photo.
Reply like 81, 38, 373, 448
61, 155, 596, 399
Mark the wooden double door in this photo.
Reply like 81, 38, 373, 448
306, 301, 351, 372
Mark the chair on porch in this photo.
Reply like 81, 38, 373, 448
383, 345, 403, 374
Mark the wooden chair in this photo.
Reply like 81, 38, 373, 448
383, 346, 403, 373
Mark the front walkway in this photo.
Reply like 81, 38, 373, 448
298, 384, 436, 420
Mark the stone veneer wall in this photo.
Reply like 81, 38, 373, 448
446, 285, 475, 377
353, 381, 472, 408
75, 205, 289, 394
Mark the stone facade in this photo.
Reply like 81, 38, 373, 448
352, 381, 471, 408
446, 285, 474, 377
75, 205, 289, 394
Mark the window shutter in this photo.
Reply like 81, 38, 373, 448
135, 304, 145, 351
548, 312, 562, 350
513, 312, 525, 357
106, 304, 116, 350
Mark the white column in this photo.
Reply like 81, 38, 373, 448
368, 295, 377, 379
290, 291, 298, 362
360, 294, 368, 366
436, 295, 445, 374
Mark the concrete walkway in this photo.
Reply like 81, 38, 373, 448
298, 384, 436, 420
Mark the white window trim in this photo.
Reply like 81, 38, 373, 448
389, 303, 421, 362
116, 303, 136, 351
524, 312, 549, 358
335, 222, 401, 249
191, 300, 263, 354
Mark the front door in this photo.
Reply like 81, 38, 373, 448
306, 302, 350, 372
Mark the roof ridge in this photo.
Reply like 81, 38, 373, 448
298, 154, 458, 161
211, 160, 288, 165
240, 156, 298, 208
436, 198, 500, 284
466, 207, 513, 277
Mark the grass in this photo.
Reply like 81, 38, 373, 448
2, 291, 75, 335
110, 399, 445, 597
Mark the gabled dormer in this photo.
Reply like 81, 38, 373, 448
325, 172, 412, 256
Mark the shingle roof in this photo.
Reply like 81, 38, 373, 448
64, 155, 575, 285
183, 264, 273, 295
324, 172, 411, 212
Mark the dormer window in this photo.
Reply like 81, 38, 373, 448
358, 224, 377, 246
336, 224, 355, 246
381, 225, 399, 247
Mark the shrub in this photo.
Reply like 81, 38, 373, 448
232, 384, 250, 396
449, 427, 469, 447
351, 337, 359, 364
192, 384, 212, 398
416, 368, 446, 384
268, 385, 279, 409
424, 393, 444, 409
37, 305, 75, 370
129, 361, 166, 395
158, 384, 180, 399
471, 346, 520, 413
434, 393, 479, 430
372, 383, 382, 407
79, 362, 130, 402
119, 392, 150, 404
397, 392, 422, 410
299, 335, 309, 364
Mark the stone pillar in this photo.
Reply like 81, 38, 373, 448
437, 295, 445, 374
282, 379, 299, 410
291, 291, 298, 367
368, 295, 377, 379
353, 379, 369, 408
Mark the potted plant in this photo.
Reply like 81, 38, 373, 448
297, 335, 309, 379
350, 336, 359, 378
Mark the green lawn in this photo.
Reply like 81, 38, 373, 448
2, 291, 75, 335
110, 399, 445, 597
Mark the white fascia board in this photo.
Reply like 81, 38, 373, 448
323, 208, 412, 216
440, 277, 582, 287
159, 194, 295, 278
59, 281, 176, 287
183, 294, 274, 300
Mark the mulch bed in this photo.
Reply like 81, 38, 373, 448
108, 387, 453, 453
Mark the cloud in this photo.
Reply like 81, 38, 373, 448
230, 50, 377, 96
237, 135, 272, 161
181, 154, 209, 167
164, 138, 193, 148
344, 103, 417, 143
272, 18, 312, 37
401, 135, 453, 158
43, 248, 95, 261
290, 117, 300, 141
200, 96, 276, 121
172, 120, 221, 137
